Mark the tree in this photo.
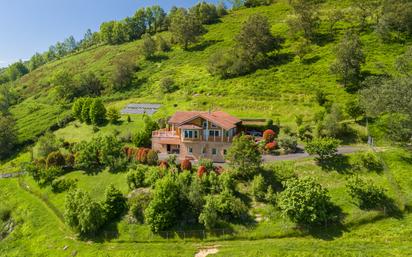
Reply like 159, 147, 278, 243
278, 177, 340, 225
330, 31, 365, 88
199, 195, 219, 229
72, 98, 86, 121
376, 0, 412, 41
97, 135, 123, 169
64, 189, 104, 236
127, 165, 147, 189
46, 151, 66, 168
189, 2, 219, 25
78, 72, 103, 97
141, 33, 157, 59
81, 98, 93, 124
287, 0, 321, 40
74, 140, 100, 171
151, 5, 167, 32
156, 35, 171, 52
7, 61, 29, 81
34, 131, 60, 159
169, 8, 205, 50
327, 9, 345, 35
227, 134, 262, 178
106, 107, 121, 124
102, 184, 127, 220
245, 0, 274, 7
293, 37, 312, 61
160, 77, 178, 93
305, 137, 341, 163
89, 98, 106, 125
111, 59, 136, 91
28, 53, 47, 71
145, 175, 180, 232
236, 14, 280, 65
51, 70, 78, 101
320, 104, 345, 138
0, 115, 17, 159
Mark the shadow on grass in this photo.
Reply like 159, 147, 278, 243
302, 55, 321, 65
305, 222, 347, 241
318, 155, 352, 174
188, 39, 223, 52
312, 32, 336, 46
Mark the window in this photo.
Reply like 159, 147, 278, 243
209, 130, 220, 137
211, 123, 217, 128
188, 147, 193, 154
184, 130, 198, 139
212, 148, 217, 155
194, 131, 198, 138
203, 121, 208, 128
223, 149, 227, 156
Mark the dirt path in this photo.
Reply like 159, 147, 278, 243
195, 246, 219, 257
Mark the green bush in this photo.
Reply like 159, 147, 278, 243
145, 175, 180, 233
279, 135, 298, 154
51, 178, 78, 193
346, 176, 388, 210
351, 151, 383, 172
278, 177, 341, 226
128, 192, 152, 224
147, 150, 159, 166
305, 137, 341, 163
106, 107, 121, 124
46, 151, 66, 168
127, 165, 147, 189
102, 184, 127, 221
251, 174, 267, 201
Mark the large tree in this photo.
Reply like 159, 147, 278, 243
169, 8, 205, 50
287, 0, 321, 40
330, 31, 365, 88
227, 134, 262, 178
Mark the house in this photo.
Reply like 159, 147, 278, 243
152, 111, 242, 163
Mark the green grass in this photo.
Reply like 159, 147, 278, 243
3, 148, 410, 256
8, 0, 409, 145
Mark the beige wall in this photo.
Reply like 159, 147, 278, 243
180, 141, 230, 163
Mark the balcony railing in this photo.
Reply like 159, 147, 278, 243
182, 135, 233, 143
152, 129, 179, 138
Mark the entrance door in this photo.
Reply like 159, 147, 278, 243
167, 144, 171, 153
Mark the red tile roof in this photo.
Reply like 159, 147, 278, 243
169, 111, 241, 130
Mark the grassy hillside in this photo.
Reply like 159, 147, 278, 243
8, 0, 408, 144
1, 148, 412, 256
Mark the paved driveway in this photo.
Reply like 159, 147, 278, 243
262, 146, 364, 163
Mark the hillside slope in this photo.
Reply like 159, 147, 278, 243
9, 0, 408, 144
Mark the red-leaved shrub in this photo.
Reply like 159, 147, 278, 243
197, 165, 207, 177
181, 159, 192, 171
265, 141, 277, 151
263, 129, 276, 142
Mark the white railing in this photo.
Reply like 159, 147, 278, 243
152, 130, 179, 138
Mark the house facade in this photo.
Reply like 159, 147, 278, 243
152, 111, 242, 163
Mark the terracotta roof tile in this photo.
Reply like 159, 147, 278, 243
168, 111, 241, 130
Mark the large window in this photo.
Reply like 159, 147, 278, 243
212, 148, 217, 155
209, 130, 220, 137
184, 130, 199, 139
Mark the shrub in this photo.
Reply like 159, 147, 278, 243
146, 150, 159, 166
136, 148, 149, 164
159, 160, 169, 170
144, 166, 163, 187
251, 174, 267, 201
265, 141, 277, 151
34, 132, 60, 159
298, 125, 313, 141
197, 165, 207, 178
128, 192, 152, 224
51, 178, 77, 193
102, 184, 127, 221
106, 107, 121, 124
144, 176, 180, 232
181, 159, 192, 171
160, 77, 178, 93
127, 166, 147, 189
199, 195, 219, 229
64, 189, 104, 236
89, 98, 106, 125
305, 137, 341, 163
351, 151, 383, 172
346, 176, 388, 210
263, 129, 276, 142
278, 177, 341, 226
198, 158, 214, 171
46, 151, 66, 168
279, 135, 298, 154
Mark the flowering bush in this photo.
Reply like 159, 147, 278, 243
263, 129, 276, 142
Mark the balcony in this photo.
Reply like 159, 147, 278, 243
182, 135, 233, 143
152, 129, 179, 138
